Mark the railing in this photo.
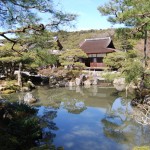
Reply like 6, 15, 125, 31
90, 62, 106, 67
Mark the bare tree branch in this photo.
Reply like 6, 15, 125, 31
132, 102, 150, 125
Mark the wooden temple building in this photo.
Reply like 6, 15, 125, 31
79, 37, 116, 68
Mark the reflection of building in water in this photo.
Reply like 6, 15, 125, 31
68, 86, 76, 91
81, 87, 116, 110
91, 85, 98, 96
76, 86, 84, 95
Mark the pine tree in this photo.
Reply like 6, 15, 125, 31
98, 0, 150, 66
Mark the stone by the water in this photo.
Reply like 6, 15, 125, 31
24, 92, 37, 104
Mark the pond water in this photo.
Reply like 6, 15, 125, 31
5, 86, 150, 150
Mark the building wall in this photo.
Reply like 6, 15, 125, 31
82, 57, 104, 67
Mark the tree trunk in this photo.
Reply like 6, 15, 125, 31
144, 25, 148, 67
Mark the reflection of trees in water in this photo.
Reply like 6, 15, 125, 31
61, 98, 87, 114
102, 97, 150, 147
33, 87, 88, 114
140, 126, 150, 144
6, 86, 116, 112
37, 107, 62, 149
102, 116, 127, 143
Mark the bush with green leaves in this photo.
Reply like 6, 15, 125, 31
104, 50, 147, 86
121, 59, 144, 84
66, 70, 81, 80
103, 51, 126, 70
102, 72, 120, 82
59, 49, 87, 70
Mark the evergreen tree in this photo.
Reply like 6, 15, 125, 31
0, 0, 77, 45
98, 0, 150, 66
59, 49, 87, 69
0, 0, 77, 77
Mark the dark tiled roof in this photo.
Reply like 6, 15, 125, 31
80, 37, 116, 54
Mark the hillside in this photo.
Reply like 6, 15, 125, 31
56, 28, 147, 51
53, 29, 115, 49
134, 39, 150, 57
54, 28, 150, 67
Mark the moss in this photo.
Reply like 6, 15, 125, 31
133, 146, 150, 150
6, 84, 20, 91
1, 89, 16, 94
0, 80, 20, 93
66, 70, 81, 79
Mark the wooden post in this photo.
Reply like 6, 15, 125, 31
126, 86, 128, 98
18, 62, 22, 88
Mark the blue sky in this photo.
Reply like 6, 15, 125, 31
54, 0, 121, 31
0, 0, 121, 36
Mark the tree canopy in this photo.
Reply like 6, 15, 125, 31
98, 0, 150, 30
59, 49, 87, 69
104, 50, 144, 84
98, 0, 150, 66
0, 0, 77, 42
0, 0, 77, 78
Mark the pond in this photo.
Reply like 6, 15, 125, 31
5, 86, 150, 150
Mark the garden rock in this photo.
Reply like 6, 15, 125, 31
24, 92, 37, 104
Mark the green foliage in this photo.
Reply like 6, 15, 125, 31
18, 30, 60, 68
59, 49, 87, 69
0, 42, 23, 78
4, 80, 20, 91
55, 29, 114, 49
98, 0, 150, 28
66, 70, 81, 79
121, 50, 144, 84
19, 31, 56, 50
142, 69, 150, 88
0, 31, 60, 78
0, 101, 41, 150
33, 51, 58, 67
122, 59, 144, 84
0, 0, 77, 29
104, 50, 141, 70
103, 51, 126, 69
126, 50, 140, 59
98, 0, 150, 66
0, 0, 77, 78
113, 28, 141, 51
143, 75, 150, 88
102, 72, 120, 82
114, 28, 133, 51
0, 43, 22, 62
0, 56, 22, 63
1, 89, 16, 94
133, 146, 150, 150
104, 50, 145, 84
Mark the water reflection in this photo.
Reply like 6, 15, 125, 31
3, 86, 150, 150
37, 106, 58, 147
102, 97, 150, 149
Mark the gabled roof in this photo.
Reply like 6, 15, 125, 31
80, 37, 116, 54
